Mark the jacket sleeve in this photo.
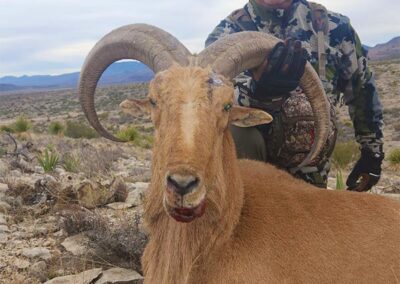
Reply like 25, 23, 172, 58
205, 17, 242, 47
337, 22, 384, 154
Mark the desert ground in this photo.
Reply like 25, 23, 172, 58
0, 60, 399, 283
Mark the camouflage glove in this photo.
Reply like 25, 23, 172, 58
251, 39, 309, 101
346, 149, 384, 192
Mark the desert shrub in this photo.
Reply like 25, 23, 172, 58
388, 148, 400, 165
64, 121, 98, 139
86, 214, 148, 272
49, 121, 64, 135
116, 126, 139, 142
37, 148, 59, 172
13, 116, 31, 133
98, 112, 109, 120
62, 153, 80, 173
0, 125, 14, 133
332, 141, 360, 190
78, 143, 123, 177
331, 141, 360, 170
134, 134, 154, 149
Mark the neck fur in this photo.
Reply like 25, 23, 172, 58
142, 130, 244, 283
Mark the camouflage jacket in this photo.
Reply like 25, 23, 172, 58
205, 0, 384, 154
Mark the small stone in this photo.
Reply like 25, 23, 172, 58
61, 234, 91, 256
106, 202, 134, 210
54, 167, 66, 175
0, 225, 10, 233
0, 232, 8, 244
35, 166, 45, 174
22, 247, 52, 260
29, 261, 47, 282
0, 183, 8, 192
44, 268, 102, 284
14, 258, 30, 269
125, 188, 146, 207
95, 267, 144, 284
11, 169, 22, 177
0, 214, 7, 225
0, 201, 11, 213
34, 226, 49, 236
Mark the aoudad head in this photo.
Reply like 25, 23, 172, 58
78, 24, 330, 223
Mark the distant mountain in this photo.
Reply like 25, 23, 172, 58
0, 83, 24, 92
0, 61, 154, 91
368, 37, 400, 61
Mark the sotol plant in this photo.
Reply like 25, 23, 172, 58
37, 148, 59, 172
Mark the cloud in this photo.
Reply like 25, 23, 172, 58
32, 41, 96, 62
0, 0, 398, 76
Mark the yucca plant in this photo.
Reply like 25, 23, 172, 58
49, 121, 64, 135
37, 148, 59, 172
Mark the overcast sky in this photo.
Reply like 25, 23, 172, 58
1, 0, 399, 77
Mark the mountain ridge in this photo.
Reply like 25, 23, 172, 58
0, 61, 154, 92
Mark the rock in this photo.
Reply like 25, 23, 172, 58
0, 201, 11, 213
61, 234, 91, 256
0, 214, 6, 225
125, 188, 146, 207
110, 177, 128, 202
29, 261, 47, 282
95, 267, 144, 284
44, 268, 103, 284
0, 232, 8, 244
54, 167, 66, 175
22, 247, 52, 260
10, 169, 22, 177
0, 225, 10, 233
0, 183, 8, 192
14, 258, 30, 269
35, 166, 45, 174
77, 181, 115, 209
106, 202, 134, 210
126, 182, 149, 192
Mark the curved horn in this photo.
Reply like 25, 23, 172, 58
198, 32, 330, 169
79, 24, 191, 141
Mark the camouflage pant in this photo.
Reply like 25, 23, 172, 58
230, 92, 337, 189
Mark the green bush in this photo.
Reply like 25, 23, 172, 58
0, 125, 14, 133
37, 149, 59, 172
388, 148, 400, 165
62, 153, 80, 173
331, 141, 360, 169
49, 121, 64, 135
116, 126, 139, 142
64, 121, 98, 139
13, 116, 31, 133
134, 134, 154, 149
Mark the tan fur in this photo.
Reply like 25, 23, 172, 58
135, 65, 400, 284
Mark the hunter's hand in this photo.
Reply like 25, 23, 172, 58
251, 39, 309, 100
346, 149, 384, 192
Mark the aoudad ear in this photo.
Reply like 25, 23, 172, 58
229, 106, 273, 127
119, 99, 151, 116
